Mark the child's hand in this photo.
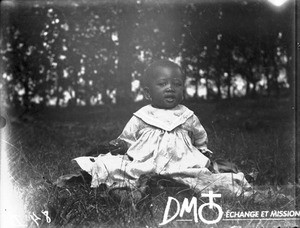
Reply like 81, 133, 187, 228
211, 159, 239, 174
203, 151, 212, 159
109, 139, 127, 155
109, 139, 127, 148
199, 148, 213, 159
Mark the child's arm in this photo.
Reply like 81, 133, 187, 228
190, 115, 213, 158
108, 116, 141, 155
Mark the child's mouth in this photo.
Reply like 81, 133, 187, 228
164, 96, 176, 103
166, 98, 174, 102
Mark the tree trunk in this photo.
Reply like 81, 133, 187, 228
273, 66, 280, 98
55, 72, 62, 107
226, 70, 231, 99
193, 77, 199, 99
216, 75, 222, 100
205, 75, 210, 100
115, 7, 135, 105
23, 75, 31, 111
251, 82, 257, 98
227, 83, 231, 99
267, 79, 272, 97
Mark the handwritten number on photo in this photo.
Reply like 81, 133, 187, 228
30, 211, 51, 226
29, 212, 41, 226
41, 210, 51, 223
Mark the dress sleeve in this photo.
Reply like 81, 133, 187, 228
117, 116, 141, 148
190, 114, 213, 154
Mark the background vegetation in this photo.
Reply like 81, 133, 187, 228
1, 0, 295, 110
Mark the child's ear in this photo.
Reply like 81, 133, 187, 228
143, 87, 152, 101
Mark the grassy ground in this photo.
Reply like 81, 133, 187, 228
2, 97, 299, 227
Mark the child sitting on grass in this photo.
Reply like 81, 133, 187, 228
73, 60, 251, 196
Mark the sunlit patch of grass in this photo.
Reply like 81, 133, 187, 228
4, 98, 298, 227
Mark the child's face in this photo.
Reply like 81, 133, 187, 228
145, 65, 184, 109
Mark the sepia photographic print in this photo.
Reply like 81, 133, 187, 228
0, 0, 299, 227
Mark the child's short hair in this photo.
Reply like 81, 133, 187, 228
142, 60, 184, 87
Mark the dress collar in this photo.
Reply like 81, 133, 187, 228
134, 104, 193, 131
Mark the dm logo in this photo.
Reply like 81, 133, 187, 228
159, 190, 223, 226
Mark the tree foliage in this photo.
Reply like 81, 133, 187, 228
0, 0, 295, 108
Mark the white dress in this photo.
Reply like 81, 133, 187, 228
74, 105, 251, 196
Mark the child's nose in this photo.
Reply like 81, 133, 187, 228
166, 83, 175, 91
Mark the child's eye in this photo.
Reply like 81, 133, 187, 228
174, 82, 183, 87
157, 82, 167, 86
